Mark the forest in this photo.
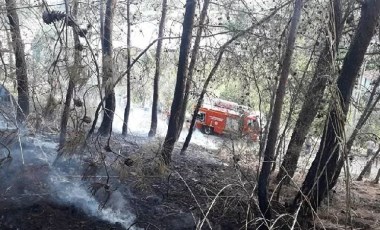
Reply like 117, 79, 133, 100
0, 0, 380, 229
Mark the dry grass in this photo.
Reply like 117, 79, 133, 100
57, 130, 87, 159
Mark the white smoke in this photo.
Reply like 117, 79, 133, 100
112, 92, 221, 150
49, 171, 136, 229
1, 134, 137, 230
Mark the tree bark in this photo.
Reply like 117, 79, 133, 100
257, 0, 303, 222
330, 66, 380, 187
181, 49, 225, 154
160, 0, 197, 165
374, 167, 380, 184
272, 41, 317, 173
259, 79, 277, 160
276, 0, 343, 185
100, 0, 104, 51
122, 0, 132, 136
177, 0, 210, 140
148, 0, 168, 137
98, 0, 116, 136
293, 0, 380, 217
5, 0, 29, 122
357, 146, 380, 181
5, 27, 14, 89
88, 34, 166, 138
59, 0, 82, 148
180, 2, 291, 155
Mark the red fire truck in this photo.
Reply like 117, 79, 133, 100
195, 99, 261, 141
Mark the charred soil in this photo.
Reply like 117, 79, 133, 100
0, 133, 379, 229
0, 201, 125, 230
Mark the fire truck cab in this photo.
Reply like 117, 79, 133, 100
195, 99, 261, 141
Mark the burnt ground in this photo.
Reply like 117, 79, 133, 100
0, 132, 379, 230
0, 201, 125, 230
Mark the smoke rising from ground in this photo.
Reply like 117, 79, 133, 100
112, 93, 221, 150
0, 131, 137, 229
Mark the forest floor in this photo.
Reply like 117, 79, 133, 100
0, 128, 379, 230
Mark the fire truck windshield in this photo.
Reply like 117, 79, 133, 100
196, 113, 205, 122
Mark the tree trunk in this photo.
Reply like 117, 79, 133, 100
276, 0, 343, 185
180, 2, 291, 155
5, 27, 14, 89
160, 0, 196, 165
88, 32, 164, 138
122, 0, 132, 136
330, 68, 380, 187
5, 0, 29, 122
357, 146, 380, 181
98, 0, 116, 136
293, 0, 380, 217
259, 79, 277, 159
100, 0, 104, 51
181, 49, 225, 154
272, 42, 317, 173
59, 0, 82, 148
374, 168, 380, 184
177, 0, 210, 140
148, 0, 168, 137
257, 0, 303, 222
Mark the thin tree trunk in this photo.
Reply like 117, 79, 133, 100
257, 0, 303, 222
148, 0, 168, 137
330, 66, 380, 187
122, 0, 132, 136
259, 79, 277, 159
177, 0, 210, 140
293, 0, 380, 217
271, 111, 291, 173
276, 0, 343, 185
357, 146, 380, 181
272, 41, 318, 173
181, 49, 225, 154
5, 28, 13, 86
181, 2, 291, 155
59, 0, 82, 148
160, 0, 197, 165
88, 34, 167, 138
374, 168, 380, 184
5, 0, 29, 122
98, 0, 116, 136
100, 0, 104, 51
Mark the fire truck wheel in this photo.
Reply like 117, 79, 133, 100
202, 125, 213, 135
